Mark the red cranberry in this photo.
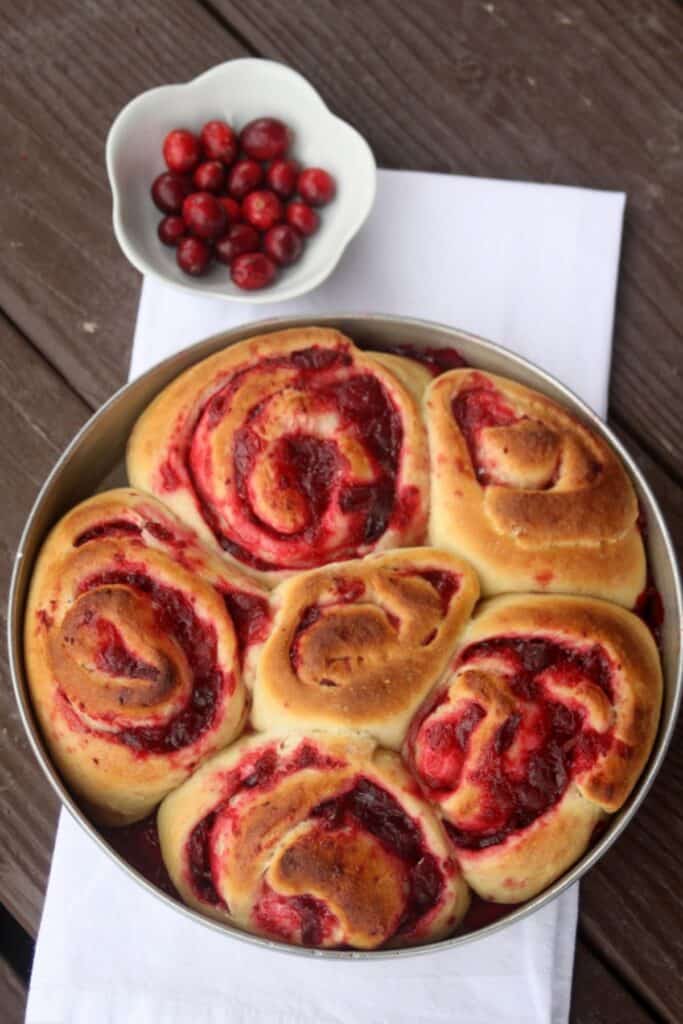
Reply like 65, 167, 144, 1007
162, 129, 201, 174
263, 224, 303, 266
182, 192, 227, 240
286, 201, 319, 236
240, 118, 289, 161
192, 160, 225, 193
266, 159, 300, 199
231, 252, 277, 290
150, 172, 192, 214
200, 120, 238, 165
227, 159, 264, 199
242, 190, 283, 231
217, 196, 242, 223
176, 237, 212, 276
215, 223, 261, 264
298, 168, 336, 206
158, 215, 187, 246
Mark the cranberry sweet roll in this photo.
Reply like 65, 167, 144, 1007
252, 548, 479, 748
426, 369, 646, 605
24, 490, 270, 826
158, 732, 470, 948
405, 595, 662, 902
127, 327, 430, 585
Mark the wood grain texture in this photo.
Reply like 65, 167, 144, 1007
210, 0, 683, 482
0, 0, 249, 408
0, 957, 26, 1024
575, 427, 683, 1023
0, 1, 681, 1017
571, 940, 655, 1024
0, 317, 88, 935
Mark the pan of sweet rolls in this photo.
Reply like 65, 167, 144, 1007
10, 318, 681, 957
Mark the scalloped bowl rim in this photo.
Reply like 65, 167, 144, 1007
106, 60, 377, 304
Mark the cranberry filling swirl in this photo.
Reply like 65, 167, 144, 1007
24, 489, 272, 826
426, 369, 646, 606
252, 548, 479, 748
157, 732, 470, 949
405, 594, 662, 902
127, 327, 430, 585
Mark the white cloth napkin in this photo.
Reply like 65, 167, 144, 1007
27, 168, 625, 1024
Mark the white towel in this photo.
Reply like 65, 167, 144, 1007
27, 168, 625, 1024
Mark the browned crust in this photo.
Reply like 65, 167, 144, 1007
426, 369, 646, 605
157, 731, 470, 947
127, 327, 430, 587
406, 594, 661, 901
23, 488, 253, 825
463, 594, 662, 811
252, 548, 479, 749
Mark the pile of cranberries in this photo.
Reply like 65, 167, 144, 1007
150, 118, 336, 290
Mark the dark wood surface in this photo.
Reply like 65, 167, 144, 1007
0, 2, 680, 1021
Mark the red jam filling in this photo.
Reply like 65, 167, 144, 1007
186, 810, 225, 908
74, 520, 142, 546
462, 895, 520, 932
311, 779, 443, 935
451, 385, 519, 484
253, 887, 338, 947
634, 585, 664, 647
79, 570, 224, 754
416, 637, 616, 851
368, 344, 467, 376
415, 570, 460, 615
102, 815, 178, 898
184, 741, 344, 906
94, 619, 160, 682
186, 347, 405, 569
221, 589, 271, 656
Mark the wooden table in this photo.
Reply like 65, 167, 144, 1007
1, 2, 681, 1020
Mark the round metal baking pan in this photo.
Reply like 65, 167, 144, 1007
8, 314, 682, 959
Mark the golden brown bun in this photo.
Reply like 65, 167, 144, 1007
24, 489, 271, 825
405, 594, 662, 902
252, 548, 479, 748
158, 731, 470, 949
426, 369, 646, 605
366, 351, 433, 404
127, 327, 430, 587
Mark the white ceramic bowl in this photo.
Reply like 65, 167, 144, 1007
106, 60, 376, 303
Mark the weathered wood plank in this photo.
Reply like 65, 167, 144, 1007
209, 0, 683, 481
0, 316, 89, 935
0, 957, 26, 1024
577, 427, 683, 1024
0, 0, 249, 408
571, 939, 655, 1024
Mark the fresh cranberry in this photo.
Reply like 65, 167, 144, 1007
266, 159, 300, 198
231, 252, 277, 290
200, 120, 238, 164
217, 196, 242, 223
263, 224, 303, 266
176, 237, 212, 276
182, 192, 227, 240
227, 159, 264, 199
150, 172, 192, 214
240, 118, 289, 161
215, 223, 261, 264
286, 201, 319, 236
298, 168, 336, 206
242, 190, 283, 231
192, 160, 225, 193
158, 215, 187, 246
162, 129, 201, 174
